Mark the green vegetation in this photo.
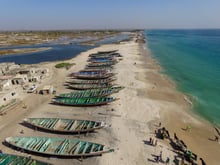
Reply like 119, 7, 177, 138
55, 62, 75, 69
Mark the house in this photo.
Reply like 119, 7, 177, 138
39, 85, 54, 95
0, 75, 13, 90
11, 74, 28, 85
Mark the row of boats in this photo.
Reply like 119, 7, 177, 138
1, 50, 122, 164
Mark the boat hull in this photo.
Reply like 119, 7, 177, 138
0, 153, 50, 165
23, 118, 104, 134
5, 137, 114, 157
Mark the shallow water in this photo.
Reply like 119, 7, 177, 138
145, 29, 220, 125
0, 33, 129, 64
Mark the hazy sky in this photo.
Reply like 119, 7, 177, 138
0, 0, 220, 30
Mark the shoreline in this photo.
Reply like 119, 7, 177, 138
140, 40, 220, 164
0, 37, 219, 164
0, 47, 52, 56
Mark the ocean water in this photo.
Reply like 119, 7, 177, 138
145, 29, 220, 125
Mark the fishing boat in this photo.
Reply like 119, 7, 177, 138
56, 86, 124, 98
88, 61, 116, 65
0, 153, 50, 165
88, 56, 114, 61
84, 65, 113, 70
97, 50, 118, 54
23, 118, 105, 133
71, 72, 114, 80
88, 58, 118, 63
67, 77, 116, 84
52, 97, 118, 106
5, 137, 114, 157
79, 68, 112, 73
86, 63, 115, 68
89, 52, 121, 58
68, 83, 114, 90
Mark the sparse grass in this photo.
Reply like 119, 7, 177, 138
55, 62, 75, 69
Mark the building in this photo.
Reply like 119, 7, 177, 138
39, 85, 54, 95
11, 74, 28, 85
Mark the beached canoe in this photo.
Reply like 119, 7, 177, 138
79, 68, 112, 73
5, 137, 114, 157
71, 73, 114, 80
88, 61, 116, 65
89, 59, 118, 64
56, 86, 124, 98
23, 118, 105, 133
0, 153, 51, 165
66, 77, 116, 84
89, 52, 121, 58
52, 97, 118, 106
86, 63, 115, 68
88, 56, 114, 61
84, 65, 113, 70
68, 83, 114, 90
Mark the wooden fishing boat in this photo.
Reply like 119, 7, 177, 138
56, 86, 124, 98
88, 61, 116, 65
86, 63, 115, 68
67, 77, 116, 84
68, 83, 114, 90
89, 50, 118, 57
71, 72, 114, 80
84, 65, 113, 70
79, 68, 112, 73
88, 56, 114, 61
5, 137, 114, 157
89, 52, 121, 58
0, 153, 51, 165
23, 118, 105, 133
97, 50, 118, 54
88, 58, 117, 63
52, 97, 118, 106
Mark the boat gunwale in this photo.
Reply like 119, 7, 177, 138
23, 118, 105, 133
52, 97, 119, 106
5, 137, 114, 157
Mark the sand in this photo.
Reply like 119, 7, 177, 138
0, 37, 219, 165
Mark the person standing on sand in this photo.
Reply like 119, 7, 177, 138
214, 135, 219, 142
154, 139, 158, 146
165, 157, 170, 164
159, 151, 163, 161
200, 158, 206, 165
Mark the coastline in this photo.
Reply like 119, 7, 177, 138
140, 40, 220, 164
0, 47, 52, 56
0, 38, 219, 164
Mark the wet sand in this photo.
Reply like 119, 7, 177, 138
0, 38, 219, 165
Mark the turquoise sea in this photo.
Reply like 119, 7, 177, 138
145, 30, 220, 126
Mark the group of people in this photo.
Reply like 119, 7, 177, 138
149, 122, 208, 165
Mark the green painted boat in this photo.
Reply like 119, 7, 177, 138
5, 137, 114, 157
0, 153, 51, 165
52, 97, 118, 106
56, 87, 123, 98
23, 118, 105, 133
67, 77, 116, 84
68, 83, 114, 90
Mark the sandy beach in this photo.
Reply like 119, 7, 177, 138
0, 37, 219, 165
